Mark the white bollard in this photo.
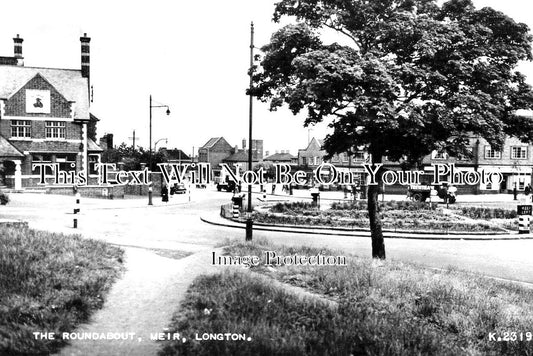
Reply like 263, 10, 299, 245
518, 216, 531, 234
73, 192, 81, 228
73, 192, 81, 214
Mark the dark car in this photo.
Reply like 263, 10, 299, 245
407, 184, 457, 203
170, 183, 187, 194
217, 179, 236, 192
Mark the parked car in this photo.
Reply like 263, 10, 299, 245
170, 183, 187, 194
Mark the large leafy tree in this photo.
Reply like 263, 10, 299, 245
252, 0, 533, 259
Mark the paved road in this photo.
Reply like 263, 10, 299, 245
3, 189, 533, 284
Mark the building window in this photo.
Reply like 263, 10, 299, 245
511, 146, 528, 160
32, 154, 54, 175
484, 146, 501, 159
11, 120, 31, 138
89, 154, 100, 175
56, 154, 77, 172
302, 157, 307, 165
353, 151, 366, 161
45, 121, 66, 139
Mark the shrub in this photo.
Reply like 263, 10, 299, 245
0, 191, 9, 205
330, 200, 436, 211
458, 207, 517, 219
270, 201, 316, 214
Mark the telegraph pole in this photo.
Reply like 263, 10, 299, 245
245, 22, 254, 241
128, 130, 139, 150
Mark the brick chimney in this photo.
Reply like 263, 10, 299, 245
13, 34, 23, 66
80, 33, 91, 89
242, 139, 246, 150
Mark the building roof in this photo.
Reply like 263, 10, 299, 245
0, 65, 90, 121
299, 137, 324, 153
224, 149, 259, 162
201, 137, 223, 149
87, 138, 103, 152
0, 135, 24, 158
161, 148, 191, 161
264, 152, 296, 161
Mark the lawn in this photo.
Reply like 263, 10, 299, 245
159, 239, 533, 355
0, 225, 124, 355
252, 201, 518, 233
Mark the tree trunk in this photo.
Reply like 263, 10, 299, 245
367, 156, 386, 259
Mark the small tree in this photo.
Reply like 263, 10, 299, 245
253, 162, 277, 181
252, 0, 533, 258
101, 143, 165, 171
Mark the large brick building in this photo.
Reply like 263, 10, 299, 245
198, 137, 234, 179
0, 34, 101, 188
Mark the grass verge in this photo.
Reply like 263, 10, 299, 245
159, 238, 533, 355
0, 225, 124, 355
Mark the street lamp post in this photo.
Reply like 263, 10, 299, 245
149, 95, 170, 171
245, 22, 254, 241
154, 138, 168, 154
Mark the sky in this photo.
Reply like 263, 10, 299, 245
0, 0, 532, 157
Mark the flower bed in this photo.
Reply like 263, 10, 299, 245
254, 201, 517, 233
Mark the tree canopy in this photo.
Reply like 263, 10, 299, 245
252, 0, 533, 258
253, 0, 533, 164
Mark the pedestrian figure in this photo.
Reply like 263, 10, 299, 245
271, 184, 276, 195
161, 184, 169, 202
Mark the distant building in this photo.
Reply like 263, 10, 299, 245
298, 138, 325, 167
242, 138, 263, 161
198, 137, 265, 180
0, 34, 102, 188
198, 137, 235, 180
297, 133, 533, 194
223, 149, 260, 171
264, 152, 297, 165
160, 148, 191, 163
419, 136, 533, 193
99, 133, 114, 151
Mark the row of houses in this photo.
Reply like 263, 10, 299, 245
198, 134, 533, 194
295, 136, 533, 194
